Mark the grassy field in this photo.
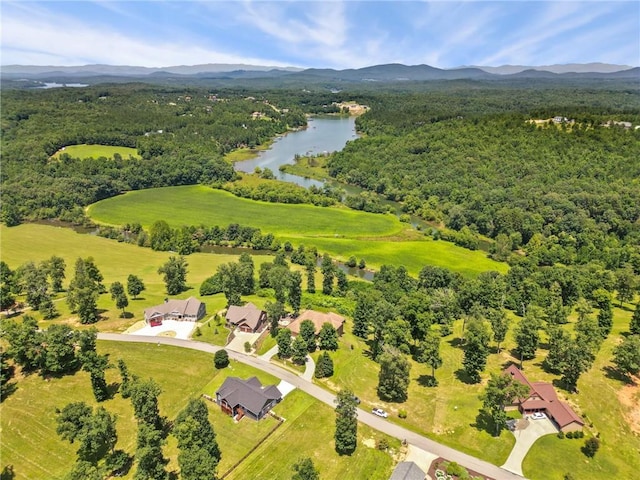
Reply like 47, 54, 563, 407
51, 144, 140, 160
0, 341, 396, 480
86, 185, 506, 277
0, 223, 275, 331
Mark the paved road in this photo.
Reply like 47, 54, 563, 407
98, 333, 525, 480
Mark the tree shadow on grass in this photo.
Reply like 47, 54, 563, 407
106, 382, 120, 400
0, 464, 15, 480
119, 312, 134, 319
448, 337, 464, 348
603, 365, 634, 384
470, 410, 494, 435
0, 381, 18, 403
416, 374, 438, 387
454, 368, 477, 385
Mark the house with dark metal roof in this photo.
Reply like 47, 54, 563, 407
504, 364, 584, 432
389, 461, 425, 480
225, 303, 267, 333
144, 297, 206, 326
215, 376, 281, 421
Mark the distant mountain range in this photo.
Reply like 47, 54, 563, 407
1, 62, 637, 86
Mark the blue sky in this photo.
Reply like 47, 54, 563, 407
1, 1, 638, 68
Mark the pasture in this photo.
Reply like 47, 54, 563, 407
0, 341, 396, 480
51, 144, 140, 160
86, 185, 506, 277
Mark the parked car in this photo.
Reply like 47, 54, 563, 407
531, 412, 546, 420
372, 408, 388, 418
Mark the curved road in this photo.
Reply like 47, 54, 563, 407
98, 333, 525, 480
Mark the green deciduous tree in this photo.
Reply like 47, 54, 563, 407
291, 335, 308, 365
488, 308, 510, 353
480, 373, 530, 436
81, 351, 111, 402
514, 306, 542, 361
266, 301, 285, 337
67, 257, 103, 324
352, 292, 374, 338
44, 255, 66, 293
334, 389, 358, 455
173, 398, 221, 480
414, 330, 442, 386
135, 423, 168, 480
288, 271, 303, 314
615, 267, 637, 306
377, 347, 411, 402
321, 254, 334, 295
130, 379, 163, 429
544, 325, 572, 373
127, 274, 146, 299
612, 335, 640, 379
305, 261, 316, 294
629, 303, 640, 335
157, 256, 188, 296
463, 319, 491, 383
291, 457, 320, 480
299, 319, 316, 352
56, 402, 117, 462
109, 281, 129, 317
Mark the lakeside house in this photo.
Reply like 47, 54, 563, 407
286, 309, 345, 336
225, 302, 267, 333
144, 297, 206, 326
215, 376, 282, 421
504, 365, 584, 433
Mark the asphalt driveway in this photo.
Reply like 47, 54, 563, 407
502, 416, 558, 477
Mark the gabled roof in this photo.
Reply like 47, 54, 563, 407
389, 461, 425, 480
216, 376, 281, 415
504, 365, 584, 428
144, 297, 203, 319
225, 303, 265, 330
288, 309, 345, 335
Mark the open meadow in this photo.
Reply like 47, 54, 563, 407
0, 341, 396, 480
51, 144, 140, 160
86, 185, 506, 277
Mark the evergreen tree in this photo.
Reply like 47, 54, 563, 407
315, 351, 334, 378
276, 328, 292, 359
214, 349, 229, 369
306, 261, 316, 294
238, 252, 255, 295
288, 271, 303, 314
321, 254, 334, 295
377, 347, 411, 402
291, 335, 308, 365
266, 301, 285, 338
81, 351, 111, 402
117, 359, 134, 398
334, 389, 358, 455
318, 323, 339, 351
336, 269, 348, 296
299, 319, 317, 352
352, 292, 374, 338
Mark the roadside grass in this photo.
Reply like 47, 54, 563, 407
227, 389, 397, 480
51, 144, 140, 160
0, 224, 274, 331
87, 185, 402, 238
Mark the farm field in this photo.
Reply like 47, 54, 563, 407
86, 185, 506, 277
0, 341, 396, 480
51, 144, 140, 160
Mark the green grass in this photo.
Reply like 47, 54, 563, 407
86, 185, 506, 277
87, 185, 402, 238
51, 144, 140, 160
0, 224, 275, 331
1, 341, 397, 480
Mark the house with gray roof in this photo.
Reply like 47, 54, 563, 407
144, 296, 206, 325
215, 376, 282, 421
225, 302, 267, 333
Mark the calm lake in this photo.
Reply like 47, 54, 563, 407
234, 116, 358, 188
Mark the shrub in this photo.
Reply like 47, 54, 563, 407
557, 431, 565, 439
193, 327, 202, 337
566, 431, 574, 439
582, 437, 600, 457
398, 409, 408, 419
577, 430, 585, 438
244, 341, 252, 353
376, 438, 389, 450
214, 349, 229, 369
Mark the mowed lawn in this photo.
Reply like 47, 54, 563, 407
87, 185, 403, 238
1, 341, 396, 480
51, 144, 140, 160
0, 224, 276, 331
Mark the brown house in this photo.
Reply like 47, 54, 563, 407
287, 309, 345, 336
215, 376, 281, 421
225, 303, 267, 333
504, 365, 584, 433
144, 297, 206, 326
